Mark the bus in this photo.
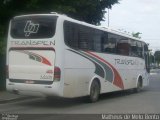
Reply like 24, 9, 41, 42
6, 13, 150, 102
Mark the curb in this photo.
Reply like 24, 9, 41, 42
0, 96, 31, 104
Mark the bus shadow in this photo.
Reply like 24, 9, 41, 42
19, 96, 88, 108
20, 89, 149, 108
100, 89, 147, 101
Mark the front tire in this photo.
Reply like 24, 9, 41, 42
89, 80, 100, 103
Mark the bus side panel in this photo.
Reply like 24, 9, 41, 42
63, 49, 95, 98
90, 53, 145, 90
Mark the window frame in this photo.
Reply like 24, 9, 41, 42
63, 20, 145, 59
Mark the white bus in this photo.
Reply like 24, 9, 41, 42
6, 13, 150, 102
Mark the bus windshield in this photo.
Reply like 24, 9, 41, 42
10, 16, 57, 39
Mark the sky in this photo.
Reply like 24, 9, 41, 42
101, 0, 160, 53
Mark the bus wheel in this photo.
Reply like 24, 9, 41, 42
89, 80, 100, 103
134, 79, 142, 93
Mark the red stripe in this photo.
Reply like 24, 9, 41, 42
86, 51, 124, 89
27, 52, 52, 66
16, 50, 52, 66
40, 56, 52, 66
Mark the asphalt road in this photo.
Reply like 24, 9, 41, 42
0, 69, 160, 119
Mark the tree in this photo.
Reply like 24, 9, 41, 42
0, 0, 119, 36
154, 51, 160, 65
150, 54, 155, 64
132, 32, 142, 39
0, 0, 120, 56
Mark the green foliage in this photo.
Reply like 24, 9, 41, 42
0, 39, 6, 55
154, 51, 160, 64
132, 32, 142, 39
149, 54, 155, 64
0, 0, 119, 34
0, 0, 119, 54
0, 37, 6, 90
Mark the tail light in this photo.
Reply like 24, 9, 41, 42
54, 66, 61, 81
6, 65, 9, 79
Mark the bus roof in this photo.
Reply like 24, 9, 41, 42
13, 12, 146, 44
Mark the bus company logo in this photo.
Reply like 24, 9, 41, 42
24, 20, 39, 37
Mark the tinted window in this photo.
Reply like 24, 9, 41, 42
103, 33, 117, 54
131, 40, 143, 58
137, 41, 143, 58
117, 37, 130, 56
64, 21, 106, 52
11, 16, 57, 39
78, 25, 93, 50
130, 40, 138, 56
64, 21, 145, 58
92, 30, 103, 52
64, 21, 78, 49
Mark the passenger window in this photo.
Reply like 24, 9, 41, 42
137, 41, 143, 58
64, 21, 78, 49
93, 30, 103, 52
78, 26, 90, 50
103, 33, 117, 54
117, 39, 130, 56
130, 40, 143, 57
131, 40, 138, 56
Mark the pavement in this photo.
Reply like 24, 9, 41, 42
0, 70, 156, 104
0, 91, 29, 104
